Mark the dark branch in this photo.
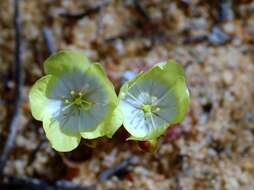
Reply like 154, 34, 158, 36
27, 139, 47, 166
98, 157, 132, 181
59, 2, 110, 20
1, 176, 96, 190
60, 8, 100, 19
0, 0, 23, 174
56, 180, 96, 190
2, 176, 55, 190
132, 0, 150, 21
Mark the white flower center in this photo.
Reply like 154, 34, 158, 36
140, 94, 160, 117
62, 90, 94, 111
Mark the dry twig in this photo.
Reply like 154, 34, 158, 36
98, 157, 132, 181
60, 1, 110, 20
1, 176, 96, 190
0, 0, 23, 174
132, 0, 150, 21
43, 27, 56, 54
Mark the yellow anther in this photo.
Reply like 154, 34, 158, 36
156, 107, 160, 112
70, 90, 75, 96
78, 92, 83, 96
64, 99, 70, 104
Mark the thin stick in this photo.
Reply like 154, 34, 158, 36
56, 180, 96, 190
27, 139, 47, 166
1, 175, 96, 190
133, 0, 150, 21
43, 27, 56, 54
2, 176, 55, 190
0, 0, 23, 174
98, 157, 132, 181
60, 1, 110, 20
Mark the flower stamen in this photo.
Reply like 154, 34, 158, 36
63, 90, 94, 111
155, 107, 160, 112
62, 102, 75, 112
70, 90, 75, 96
78, 92, 83, 97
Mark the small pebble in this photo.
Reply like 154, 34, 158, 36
208, 26, 231, 45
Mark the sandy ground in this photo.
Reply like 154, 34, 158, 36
0, 0, 254, 189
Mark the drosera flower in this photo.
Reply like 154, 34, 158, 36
29, 50, 123, 152
118, 60, 189, 145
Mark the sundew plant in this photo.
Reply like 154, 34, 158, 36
29, 50, 189, 152
118, 61, 189, 145
29, 51, 122, 151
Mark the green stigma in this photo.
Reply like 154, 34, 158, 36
74, 97, 83, 106
142, 104, 153, 113
63, 90, 93, 111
